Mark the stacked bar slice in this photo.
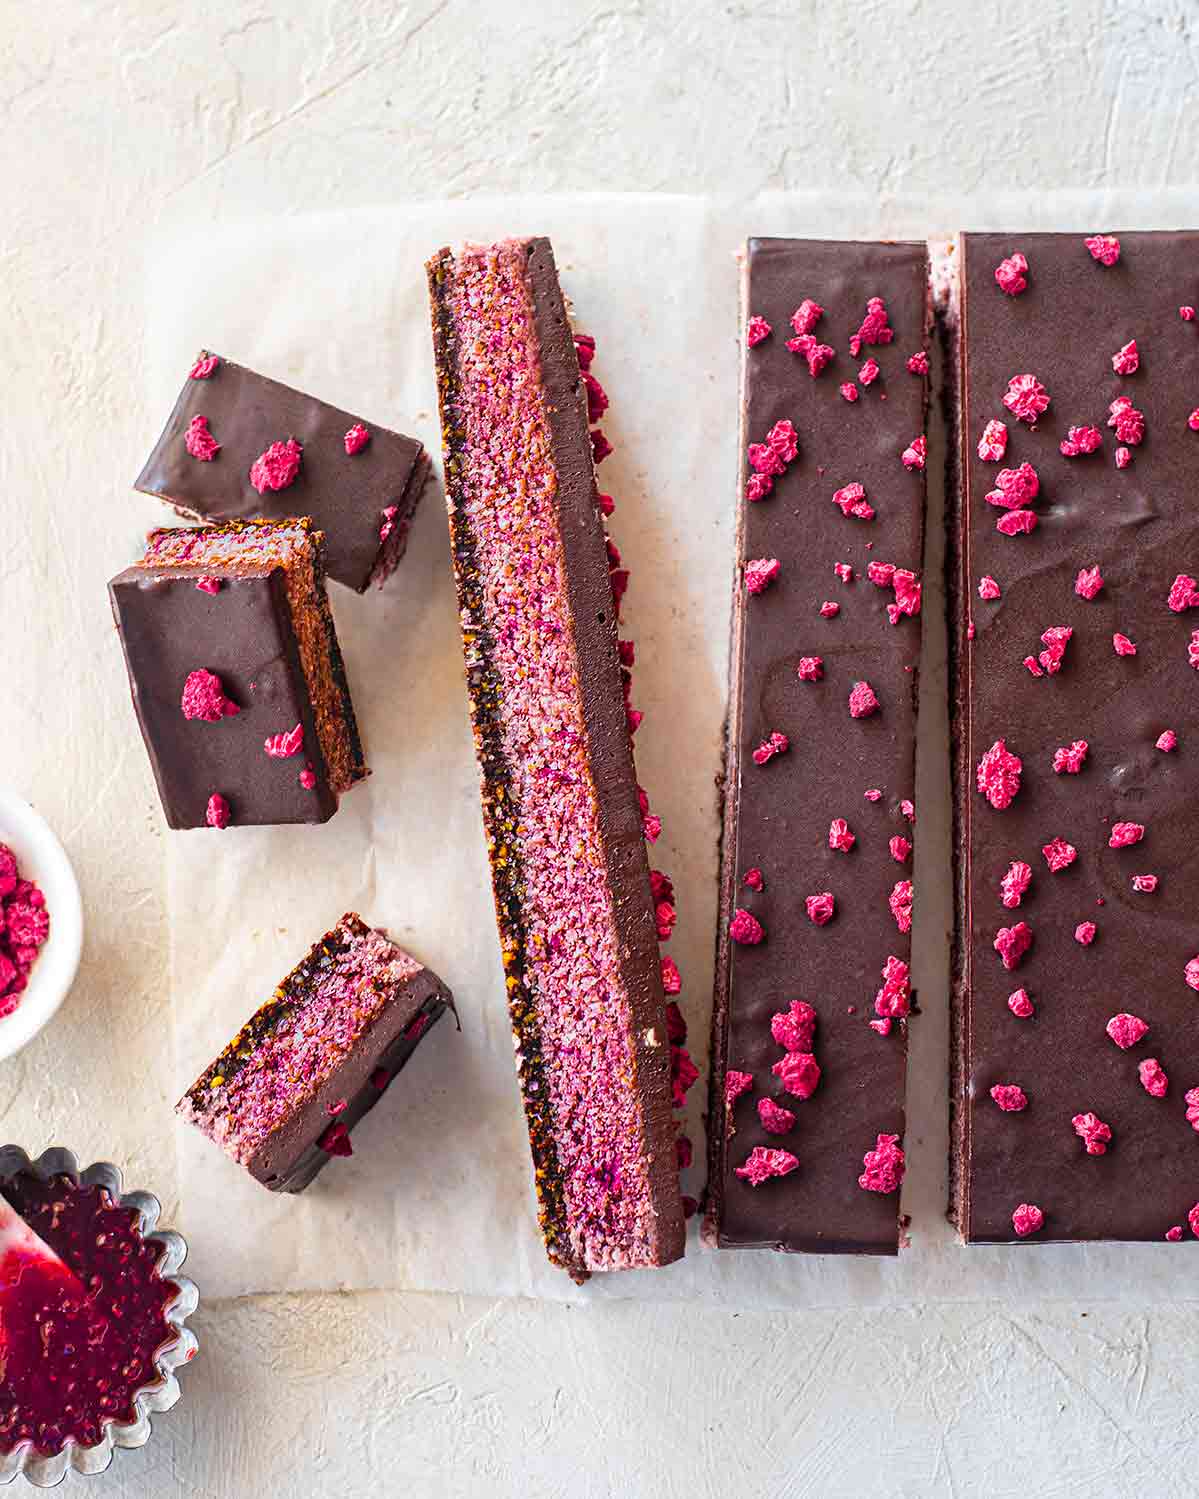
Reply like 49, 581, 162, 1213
708, 238, 930, 1255
427, 237, 684, 1277
178, 912, 454, 1192
135, 352, 429, 592
953, 231, 1199, 1244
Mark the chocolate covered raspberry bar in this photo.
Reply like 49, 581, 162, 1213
707, 239, 931, 1255
426, 238, 685, 1276
953, 231, 1199, 1244
135, 352, 429, 592
177, 913, 454, 1192
109, 518, 366, 828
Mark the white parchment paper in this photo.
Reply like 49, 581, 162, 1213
149, 191, 1199, 1304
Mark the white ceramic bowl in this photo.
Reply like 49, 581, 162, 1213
0, 791, 83, 1059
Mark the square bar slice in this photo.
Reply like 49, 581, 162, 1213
953, 231, 1199, 1244
135, 352, 430, 592
707, 239, 930, 1255
177, 913, 454, 1192
427, 238, 684, 1277
109, 518, 367, 828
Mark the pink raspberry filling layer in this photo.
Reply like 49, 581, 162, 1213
442, 243, 661, 1269
178, 926, 420, 1165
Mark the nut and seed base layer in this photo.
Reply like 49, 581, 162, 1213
178, 913, 454, 1192
953, 231, 1199, 1245
427, 238, 684, 1277
707, 239, 930, 1255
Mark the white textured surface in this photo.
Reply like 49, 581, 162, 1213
4, 1, 1199, 1493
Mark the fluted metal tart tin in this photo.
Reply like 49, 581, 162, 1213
0, 1147, 199, 1488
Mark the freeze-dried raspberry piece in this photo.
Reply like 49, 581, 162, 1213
907, 349, 930, 374
1113, 633, 1137, 656
767, 420, 799, 462
1008, 988, 1034, 1018
805, 892, 835, 926
318, 1122, 353, 1157
264, 723, 304, 759
195, 576, 222, 595
249, 438, 303, 493
724, 1070, 753, 1108
1106, 1012, 1148, 1049
591, 430, 613, 464
1187, 407, 1199, 431
1000, 861, 1032, 908
735, 1146, 799, 1186
746, 315, 772, 347
661, 955, 681, 993
791, 299, 823, 337
996, 509, 1038, 536
1024, 656, 1045, 679
987, 462, 1040, 508
1060, 424, 1102, 457
771, 1000, 817, 1053
977, 419, 1009, 461
1138, 1058, 1168, 1097
828, 820, 856, 856
671, 1045, 698, 1107
848, 681, 880, 718
0, 846, 17, 900
189, 352, 219, 379
834, 562, 854, 582
184, 413, 220, 461
745, 557, 781, 594
655, 901, 677, 941
746, 473, 774, 502
1115, 446, 1131, 468
573, 334, 595, 369
1190, 1204, 1199, 1238
1167, 574, 1199, 612
867, 561, 896, 587
849, 296, 894, 356
901, 435, 926, 470
1183, 306, 1197, 321
1072, 1111, 1112, 1154
1075, 566, 1104, 600
900, 799, 915, 822
889, 835, 912, 863
772, 1051, 821, 1100
891, 570, 922, 620
1187, 1086, 1199, 1129
978, 575, 1002, 601
1109, 821, 1144, 848
859, 358, 880, 386
994, 251, 1029, 295
757, 1097, 797, 1135
1190, 630, 1199, 670
1085, 234, 1121, 266
1156, 729, 1178, 752
994, 921, 1033, 970
1075, 921, 1097, 946
748, 442, 786, 477
840, 382, 859, 402
990, 1084, 1028, 1112
1132, 874, 1158, 892
205, 793, 230, 829
1107, 395, 1145, 445
832, 481, 874, 520
729, 909, 764, 945
180, 668, 239, 722
864, 788, 883, 802
1111, 339, 1139, 374
1042, 838, 1077, 873
1166, 1225, 1184, 1241
665, 1000, 686, 1044
1035, 625, 1073, 676
1052, 739, 1088, 774
858, 1134, 905, 1194
3, 900, 48, 950
819, 601, 840, 618
742, 867, 763, 892
752, 731, 789, 766
787, 333, 836, 376
874, 955, 911, 1019
797, 656, 824, 682
1003, 374, 1050, 423
1012, 1203, 1044, 1237
977, 739, 1022, 809
343, 422, 371, 455
869, 1018, 892, 1037
889, 879, 913, 934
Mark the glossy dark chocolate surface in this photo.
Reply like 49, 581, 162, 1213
709, 239, 929, 1255
135, 355, 427, 592
108, 567, 338, 827
954, 231, 1199, 1243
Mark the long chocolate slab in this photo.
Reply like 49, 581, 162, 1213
707, 239, 930, 1255
178, 913, 454, 1192
952, 231, 1199, 1244
135, 353, 429, 592
427, 238, 684, 1276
